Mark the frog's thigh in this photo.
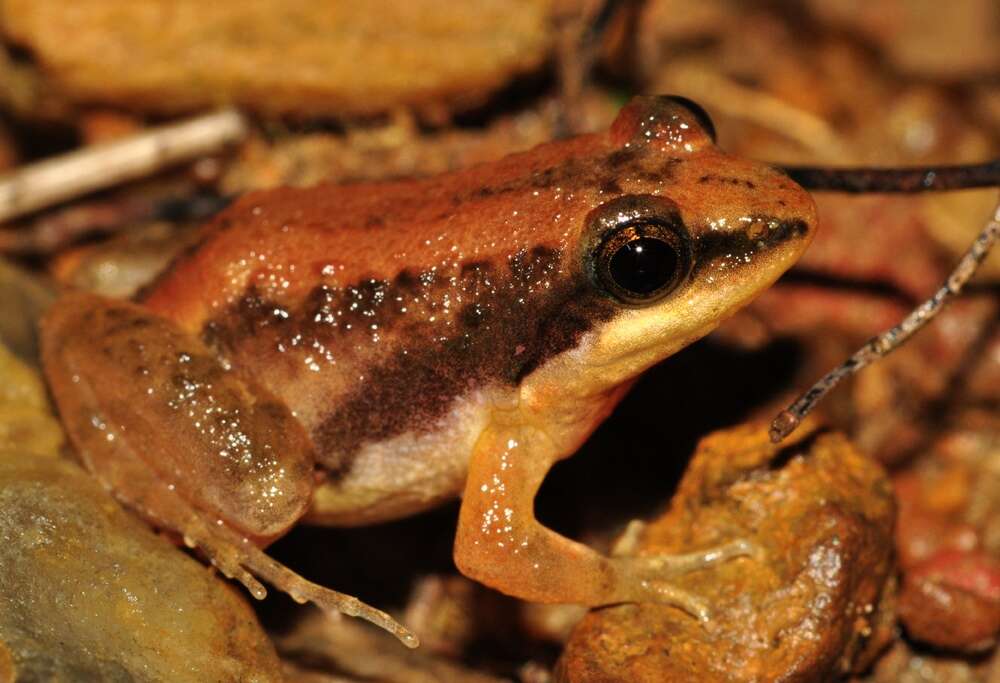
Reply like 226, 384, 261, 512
41, 292, 314, 538
454, 422, 753, 614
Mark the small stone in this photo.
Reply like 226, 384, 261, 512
556, 423, 896, 683
898, 550, 1000, 653
1, 0, 555, 119
0, 455, 283, 681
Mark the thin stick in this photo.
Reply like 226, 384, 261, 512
770, 194, 1000, 443
782, 160, 1000, 193
0, 109, 247, 224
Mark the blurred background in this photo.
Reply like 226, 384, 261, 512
0, 1, 998, 681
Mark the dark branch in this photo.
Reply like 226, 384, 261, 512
780, 159, 1000, 193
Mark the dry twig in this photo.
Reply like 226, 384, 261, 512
0, 109, 247, 225
770, 193, 1000, 443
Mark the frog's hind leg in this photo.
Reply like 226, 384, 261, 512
122, 477, 420, 648
40, 293, 418, 647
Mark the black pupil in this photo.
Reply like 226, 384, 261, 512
609, 237, 678, 295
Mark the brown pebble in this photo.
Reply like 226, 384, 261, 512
898, 550, 1000, 652
556, 423, 896, 683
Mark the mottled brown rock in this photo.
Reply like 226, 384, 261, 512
851, 639, 1000, 683
892, 413, 1000, 654
804, 0, 1000, 78
219, 90, 620, 194
898, 550, 1000, 653
49, 221, 200, 300
1, 0, 555, 119
0, 455, 283, 682
277, 609, 507, 683
0, 259, 54, 367
556, 423, 896, 683
0, 343, 62, 458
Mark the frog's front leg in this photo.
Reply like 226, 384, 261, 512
454, 420, 753, 620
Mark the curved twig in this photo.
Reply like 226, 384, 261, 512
770, 193, 1000, 443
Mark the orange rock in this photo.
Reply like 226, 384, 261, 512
557, 423, 896, 682
2, 0, 556, 119
899, 550, 1000, 652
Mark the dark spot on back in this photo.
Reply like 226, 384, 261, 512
529, 167, 558, 189
311, 252, 614, 467
200, 247, 616, 472
606, 148, 639, 170
600, 178, 623, 194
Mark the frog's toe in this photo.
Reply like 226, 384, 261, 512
185, 521, 418, 648
201, 543, 269, 600
639, 538, 757, 574
124, 481, 419, 647
239, 549, 420, 649
645, 583, 712, 622
610, 538, 757, 620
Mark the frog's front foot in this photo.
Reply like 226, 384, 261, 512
456, 423, 759, 622
608, 538, 757, 621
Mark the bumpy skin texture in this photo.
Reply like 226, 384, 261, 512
43, 96, 817, 611
42, 295, 315, 540
141, 96, 816, 522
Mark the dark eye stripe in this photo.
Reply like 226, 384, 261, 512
690, 217, 810, 277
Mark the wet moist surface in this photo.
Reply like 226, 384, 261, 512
2, 2, 998, 680
42, 294, 314, 538
203, 247, 616, 467
141, 99, 814, 481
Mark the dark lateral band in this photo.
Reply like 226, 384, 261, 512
779, 159, 1000, 193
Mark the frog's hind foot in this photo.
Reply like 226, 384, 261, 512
612, 537, 757, 622
239, 547, 420, 648
136, 490, 419, 648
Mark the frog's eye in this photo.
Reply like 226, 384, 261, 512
662, 96, 717, 143
594, 221, 691, 305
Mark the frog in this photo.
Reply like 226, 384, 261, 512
40, 95, 817, 646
